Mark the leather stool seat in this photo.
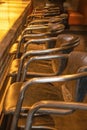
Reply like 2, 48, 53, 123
9, 59, 53, 77
4, 82, 63, 114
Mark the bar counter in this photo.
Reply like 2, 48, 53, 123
0, 0, 33, 113
0, 0, 32, 59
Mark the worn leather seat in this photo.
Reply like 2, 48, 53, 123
2, 51, 87, 130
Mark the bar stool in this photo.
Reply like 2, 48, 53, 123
2, 51, 87, 130
8, 34, 80, 83
9, 23, 65, 58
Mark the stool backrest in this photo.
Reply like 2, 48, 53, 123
61, 51, 87, 102
52, 34, 80, 74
